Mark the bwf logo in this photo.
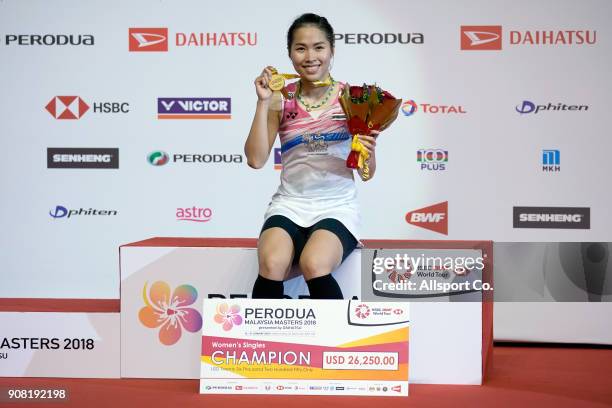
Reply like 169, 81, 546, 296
129, 28, 168, 51
405, 201, 448, 235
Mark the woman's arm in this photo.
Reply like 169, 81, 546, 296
244, 67, 281, 169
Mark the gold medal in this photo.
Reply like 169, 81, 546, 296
268, 67, 300, 91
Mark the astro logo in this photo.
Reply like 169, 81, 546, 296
355, 304, 370, 319
213, 303, 243, 331
129, 28, 168, 51
45, 96, 89, 119
148, 151, 169, 166
138, 281, 203, 346
401, 100, 417, 116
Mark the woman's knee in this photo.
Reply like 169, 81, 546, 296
259, 253, 291, 280
299, 254, 334, 280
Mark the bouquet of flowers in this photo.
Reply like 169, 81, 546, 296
338, 84, 402, 176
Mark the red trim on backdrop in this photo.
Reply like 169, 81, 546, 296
120, 237, 258, 248
0, 298, 120, 312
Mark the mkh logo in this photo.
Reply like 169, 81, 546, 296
406, 201, 448, 235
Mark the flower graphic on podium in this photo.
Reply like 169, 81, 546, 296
355, 304, 370, 319
138, 281, 203, 346
213, 303, 243, 331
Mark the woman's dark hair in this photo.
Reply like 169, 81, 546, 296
287, 13, 335, 51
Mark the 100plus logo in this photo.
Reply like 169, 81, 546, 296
129, 27, 257, 52
45, 96, 129, 119
417, 149, 448, 171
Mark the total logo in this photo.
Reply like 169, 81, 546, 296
129, 27, 257, 52
417, 149, 447, 171
461, 25, 596, 50
158, 98, 231, 119
515, 100, 588, 114
401, 100, 466, 116
49, 206, 118, 219
176, 207, 212, 223
147, 151, 243, 165
45, 96, 129, 120
405, 201, 448, 235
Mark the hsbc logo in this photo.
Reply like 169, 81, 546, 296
406, 201, 448, 235
461, 26, 502, 50
45, 96, 130, 119
45, 96, 89, 119
129, 28, 168, 51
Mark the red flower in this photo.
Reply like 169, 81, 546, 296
350, 86, 364, 100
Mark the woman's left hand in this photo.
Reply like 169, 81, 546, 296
357, 130, 380, 157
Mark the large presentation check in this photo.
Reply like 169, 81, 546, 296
200, 299, 409, 396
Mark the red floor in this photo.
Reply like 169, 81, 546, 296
1, 345, 611, 408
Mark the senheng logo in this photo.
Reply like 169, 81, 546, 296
513, 206, 590, 229
515, 101, 588, 114
47, 148, 119, 169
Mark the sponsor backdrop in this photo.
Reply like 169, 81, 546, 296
0, 0, 610, 299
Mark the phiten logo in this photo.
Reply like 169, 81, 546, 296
139, 281, 203, 346
158, 98, 231, 119
214, 303, 243, 331
45, 96, 89, 119
129, 28, 168, 51
406, 201, 448, 235
461, 26, 502, 50
515, 100, 588, 114
49, 206, 118, 218
148, 151, 169, 166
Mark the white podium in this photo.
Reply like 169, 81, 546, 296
120, 238, 493, 384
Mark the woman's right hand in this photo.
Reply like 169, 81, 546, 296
255, 66, 274, 102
